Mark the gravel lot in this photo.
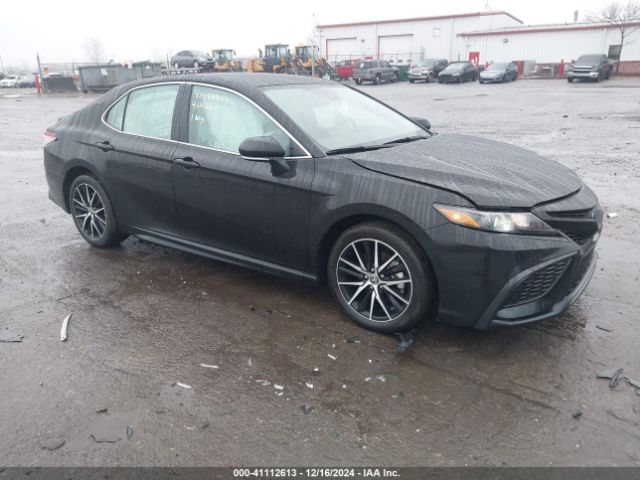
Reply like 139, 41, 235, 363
0, 78, 639, 467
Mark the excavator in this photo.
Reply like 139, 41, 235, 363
211, 49, 242, 72
247, 44, 308, 75
294, 45, 337, 78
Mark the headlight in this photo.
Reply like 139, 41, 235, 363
434, 204, 556, 234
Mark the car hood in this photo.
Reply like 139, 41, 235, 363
343, 133, 583, 208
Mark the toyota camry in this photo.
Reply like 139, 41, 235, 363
43, 74, 602, 333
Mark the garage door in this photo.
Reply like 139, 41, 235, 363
326, 38, 360, 62
378, 34, 414, 64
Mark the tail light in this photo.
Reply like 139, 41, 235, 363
43, 130, 57, 145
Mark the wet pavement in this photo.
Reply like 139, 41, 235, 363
0, 79, 639, 466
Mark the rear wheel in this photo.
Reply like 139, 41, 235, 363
193, 61, 200, 69
328, 222, 436, 333
355, 78, 362, 85
374, 74, 381, 85
409, 79, 415, 83
69, 175, 128, 248
173, 62, 179, 69
568, 77, 574, 82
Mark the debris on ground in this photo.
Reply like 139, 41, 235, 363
95, 408, 108, 414
274, 384, 284, 391
255, 379, 270, 386
345, 336, 361, 343
89, 434, 119, 443
395, 331, 414, 354
40, 438, 65, 451
595, 324, 613, 332
327, 354, 337, 360
596, 367, 624, 388
247, 357, 252, 367
572, 410, 583, 420
311, 367, 320, 376
200, 363, 219, 369
625, 377, 640, 389
249, 305, 256, 312
60, 314, 71, 342
0, 329, 24, 343
200, 422, 209, 429
375, 374, 387, 382
392, 392, 405, 400
175, 382, 192, 389
607, 212, 618, 219
299, 404, 313, 415
305, 382, 314, 389
365, 377, 372, 382
126, 425, 134, 440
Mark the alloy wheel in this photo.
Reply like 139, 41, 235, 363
71, 183, 107, 241
336, 238, 413, 322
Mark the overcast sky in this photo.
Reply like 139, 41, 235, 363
0, 0, 616, 69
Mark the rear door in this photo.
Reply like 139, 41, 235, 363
100, 83, 183, 236
171, 83, 314, 270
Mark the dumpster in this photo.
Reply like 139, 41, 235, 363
79, 62, 162, 93
395, 64, 409, 81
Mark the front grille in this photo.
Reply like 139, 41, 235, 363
548, 209, 593, 219
503, 259, 570, 307
563, 231, 592, 245
568, 252, 594, 292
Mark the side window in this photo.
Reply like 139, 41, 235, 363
122, 85, 180, 140
105, 95, 127, 130
188, 85, 291, 155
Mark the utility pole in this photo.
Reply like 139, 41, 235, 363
312, 13, 316, 78
36, 53, 44, 95
0, 52, 5, 72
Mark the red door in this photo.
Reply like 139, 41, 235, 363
468, 51, 480, 65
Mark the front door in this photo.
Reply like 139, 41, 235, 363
172, 84, 314, 271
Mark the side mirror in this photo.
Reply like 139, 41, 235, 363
411, 117, 431, 131
239, 136, 290, 176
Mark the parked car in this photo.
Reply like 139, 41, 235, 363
335, 59, 359, 80
17, 74, 37, 88
437, 62, 477, 83
352, 60, 398, 85
0, 74, 19, 88
408, 58, 449, 83
170, 50, 214, 69
568, 54, 612, 82
479, 62, 518, 83
43, 73, 601, 333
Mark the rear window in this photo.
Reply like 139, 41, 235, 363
122, 85, 180, 140
358, 62, 372, 69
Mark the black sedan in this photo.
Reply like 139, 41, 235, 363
438, 62, 477, 83
479, 62, 518, 83
43, 74, 602, 333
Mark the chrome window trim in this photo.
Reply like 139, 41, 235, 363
101, 80, 313, 160
100, 81, 185, 145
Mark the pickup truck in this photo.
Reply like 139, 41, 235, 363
568, 54, 612, 82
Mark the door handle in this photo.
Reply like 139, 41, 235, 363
173, 157, 200, 170
96, 141, 114, 152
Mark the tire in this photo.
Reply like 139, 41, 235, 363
426, 73, 432, 83
193, 61, 200, 69
568, 77, 573, 82
173, 62, 179, 69
374, 74, 381, 85
355, 78, 362, 85
392, 72, 399, 82
69, 175, 128, 248
327, 222, 436, 333
409, 79, 415, 83
479, 79, 484, 84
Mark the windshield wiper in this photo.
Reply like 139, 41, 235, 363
384, 135, 430, 145
325, 144, 394, 155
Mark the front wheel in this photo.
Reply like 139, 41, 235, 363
328, 222, 436, 333
69, 175, 128, 248
355, 78, 363, 85
173, 62, 179, 69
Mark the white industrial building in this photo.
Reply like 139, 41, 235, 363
458, 22, 640, 71
317, 11, 523, 65
317, 10, 640, 74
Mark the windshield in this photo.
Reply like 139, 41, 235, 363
443, 63, 465, 73
263, 84, 426, 151
420, 60, 437, 68
487, 63, 507, 71
194, 51, 209, 58
576, 55, 602, 64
